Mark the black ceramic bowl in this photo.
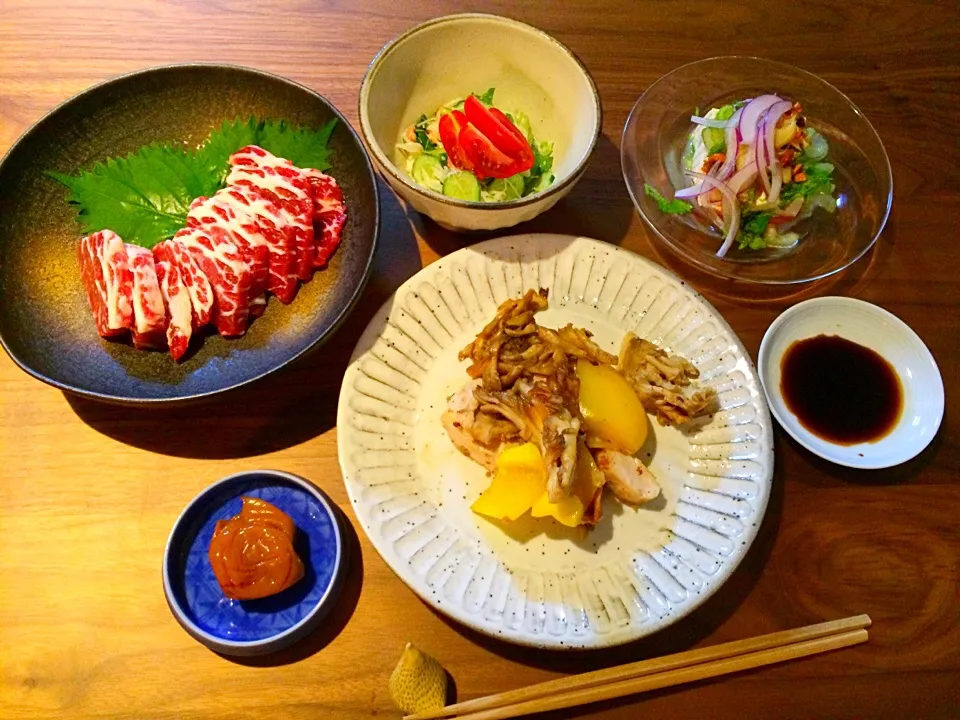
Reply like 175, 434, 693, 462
0, 64, 379, 404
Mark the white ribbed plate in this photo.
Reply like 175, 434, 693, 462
337, 235, 773, 648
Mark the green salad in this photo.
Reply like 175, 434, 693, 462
396, 88, 554, 203
645, 94, 838, 257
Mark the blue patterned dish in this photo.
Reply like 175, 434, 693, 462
163, 470, 345, 656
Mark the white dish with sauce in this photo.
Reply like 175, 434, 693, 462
758, 297, 944, 469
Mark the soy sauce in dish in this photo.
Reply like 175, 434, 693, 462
780, 334, 902, 445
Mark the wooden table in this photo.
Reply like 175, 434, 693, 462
1, 1, 958, 718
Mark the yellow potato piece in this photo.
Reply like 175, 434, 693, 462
531, 439, 605, 527
471, 443, 546, 522
531, 492, 583, 527
576, 361, 648, 454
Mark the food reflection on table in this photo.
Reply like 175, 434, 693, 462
441, 288, 717, 530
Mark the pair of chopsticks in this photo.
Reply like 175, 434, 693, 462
405, 614, 871, 720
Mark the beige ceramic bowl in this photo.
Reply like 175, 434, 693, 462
359, 13, 602, 232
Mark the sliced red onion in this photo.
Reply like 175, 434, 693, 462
687, 171, 740, 257
712, 109, 742, 181
738, 95, 782, 146
778, 196, 804, 218
696, 191, 724, 230
727, 164, 758, 194
762, 100, 794, 205
690, 114, 734, 128
674, 181, 708, 200
755, 116, 772, 196
769, 165, 784, 205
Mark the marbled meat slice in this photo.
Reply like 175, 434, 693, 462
154, 238, 215, 331
188, 184, 297, 305
304, 168, 346, 267
187, 193, 268, 318
77, 230, 134, 337
152, 241, 195, 361
125, 244, 168, 350
227, 145, 316, 281
173, 226, 253, 337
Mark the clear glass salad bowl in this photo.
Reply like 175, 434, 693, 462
622, 56, 892, 284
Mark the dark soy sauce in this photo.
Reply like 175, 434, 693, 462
780, 334, 903, 445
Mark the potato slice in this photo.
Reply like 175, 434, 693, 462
576, 361, 649, 454
471, 443, 546, 521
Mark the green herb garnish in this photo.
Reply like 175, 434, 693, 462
49, 117, 337, 249
737, 211, 772, 250
780, 162, 835, 203
523, 140, 555, 196
413, 114, 437, 151
644, 183, 693, 214
474, 87, 496, 105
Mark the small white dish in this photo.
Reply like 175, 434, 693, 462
758, 297, 944, 469
358, 13, 601, 232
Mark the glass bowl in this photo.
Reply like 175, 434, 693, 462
622, 56, 892, 284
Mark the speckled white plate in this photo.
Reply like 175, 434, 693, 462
336, 234, 773, 649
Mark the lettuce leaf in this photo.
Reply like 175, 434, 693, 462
737, 212, 772, 250
644, 183, 692, 214
50, 117, 337, 249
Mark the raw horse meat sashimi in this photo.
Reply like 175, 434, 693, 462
304, 168, 347, 267
77, 145, 347, 361
227, 145, 317, 281
78, 229, 134, 338
173, 225, 253, 338
125, 244, 167, 350
152, 241, 196, 362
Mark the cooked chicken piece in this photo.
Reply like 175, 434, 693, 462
541, 412, 581, 501
441, 380, 521, 472
473, 382, 580, 501
593, 449, 661, 505
617, 333, 717, 426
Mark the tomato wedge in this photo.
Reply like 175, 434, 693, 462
464, 96, 535, 173
459, 124, 523, 179
438, 110, 474, 172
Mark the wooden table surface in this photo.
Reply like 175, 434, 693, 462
1, 1, 958, 718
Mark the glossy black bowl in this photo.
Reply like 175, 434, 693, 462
0, 64, 378, 405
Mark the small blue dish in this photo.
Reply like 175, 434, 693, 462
162, 470, 346, 656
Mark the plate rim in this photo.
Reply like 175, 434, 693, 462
337, 233, 774, 649
0, 62, 380, 405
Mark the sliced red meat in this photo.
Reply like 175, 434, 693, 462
77, 230, 134, 338
187, 194, 266, 317
173, 226, 252, 337
153, 238, 215, 333
227, 145, 316, 282
304, 169, 347, 267
125, 244, 168, 350
187, 185, 297, 306
152, 241, 194, 361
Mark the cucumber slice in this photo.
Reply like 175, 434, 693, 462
483, 175, 525, 202
442, 171, 481, 201
411, 154, 445, 193
702, 104, 736, 154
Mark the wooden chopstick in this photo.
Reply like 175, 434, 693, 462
405, 615, 871, 720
